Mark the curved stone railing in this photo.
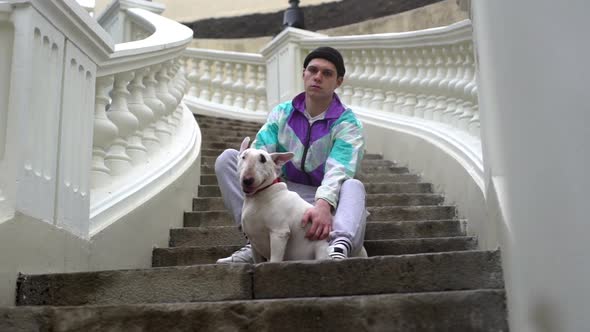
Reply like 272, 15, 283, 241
300, 20, 478, 137
0, 0, 196, 238
182, 48, 268, 122
90, 7, 196, 235
0, 0, 201, 303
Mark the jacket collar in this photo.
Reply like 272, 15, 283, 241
291, 92, 347, 120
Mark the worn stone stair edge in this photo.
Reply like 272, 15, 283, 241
168, 222, 468, 247
17, 250, 502, 306
2, 290, 508, 331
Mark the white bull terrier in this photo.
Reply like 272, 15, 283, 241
237, 137, 330, 263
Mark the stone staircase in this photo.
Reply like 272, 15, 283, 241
1, 115, 508, 331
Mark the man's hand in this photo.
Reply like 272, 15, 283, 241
301, 199, 333, 241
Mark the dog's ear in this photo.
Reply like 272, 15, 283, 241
270, 152, 294, 167
239, 137, 250, 153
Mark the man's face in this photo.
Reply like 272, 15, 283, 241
303, 58, 343, 100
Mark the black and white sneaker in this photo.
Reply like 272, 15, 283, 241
328, 238, 352, 260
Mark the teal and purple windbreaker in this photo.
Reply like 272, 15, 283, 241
253, 92, 365, 208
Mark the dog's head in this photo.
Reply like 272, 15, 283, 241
237, 137, 293, 196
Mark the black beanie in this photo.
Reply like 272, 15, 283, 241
303, 46, 346, 78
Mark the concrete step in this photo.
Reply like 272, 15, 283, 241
184, 206, 455, 227
154, 237, 477, 266
197, 185, 221, 198
200, 129, 259, 139
169, 220, 464, 247
200, 156, 220, 165
201, 155, 398, 167
359, 164, 409, 174
363, 153, 383, 160
2, 289, 508, 331
197, 182, 433, 199
192, 193, 444, 211
356, 173, 421, 183
195, 116, 261, 128
17, 250, 501, 306
366, 182, 433, 194
201, 149, 226, 157
201, 141, 242, 151
202, 136, 245, 145
361, 159, 396, 167
200, 163, 409, 176
200, 173, 422, 186
368, 205, 456, 221
198, 122, 262, 131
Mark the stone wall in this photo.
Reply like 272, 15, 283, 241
189, 0, 467, 53
185, 0, 443, 39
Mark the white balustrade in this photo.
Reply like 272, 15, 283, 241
155, 64, 178, 129
92, 76, 118, 188
255, 65, 268, 113
143, 64, 170, 145
297, 22, 477, 138
181, 48, 268, 120
127, 67, 156, 159
104, 71, 137, 174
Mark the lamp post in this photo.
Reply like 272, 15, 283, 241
283, 0, 305, 29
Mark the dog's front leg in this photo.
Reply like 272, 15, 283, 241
269, 231, 290, 263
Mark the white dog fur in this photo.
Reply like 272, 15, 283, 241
237, 137, 330, 263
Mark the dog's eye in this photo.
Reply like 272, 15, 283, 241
259, 154, 267, 163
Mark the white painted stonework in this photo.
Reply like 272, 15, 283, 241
0, 0, 198, 305
2, 1, 589, 331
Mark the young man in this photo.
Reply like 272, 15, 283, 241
215, 46, 367, 262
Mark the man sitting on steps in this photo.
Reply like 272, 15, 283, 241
215, 46, 367, 262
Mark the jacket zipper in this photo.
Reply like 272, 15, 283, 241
300, 120, 319, 185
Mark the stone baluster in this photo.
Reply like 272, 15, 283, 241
156, 64, 178, 130
414, 48, 435, 118
169, 61, 185, 125
368, 49, 386, 110
176, 58, 190, 95
400, 48, 420, 116
441, 45, 463, 123
469, 103, 480, 137
198, 59, 211, 101
340, 50, 354, 105
372, 49, 391, 111
391, 49, 410, 113
244, 64, 257, 111
208, 61, 222, 104
143, 64, 170, 145
91, 76, 118, 188
255, 65, 267, 112
451, 43, 476, 125
423, 47, 444, 120
127, 67, 155, 160
348, 51, 363, 107
382, 49, 399, 112
358, 50, 374, 108
232, 63, 246, 109
187, 57, 200, 97
432, 46, 452, 122
222, 62, 235, 106
105, 72, 139, 175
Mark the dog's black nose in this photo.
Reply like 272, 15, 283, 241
242, 177, 254, 186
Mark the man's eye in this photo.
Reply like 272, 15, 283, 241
307, 67, 318, 74
322, 70, 334, 77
